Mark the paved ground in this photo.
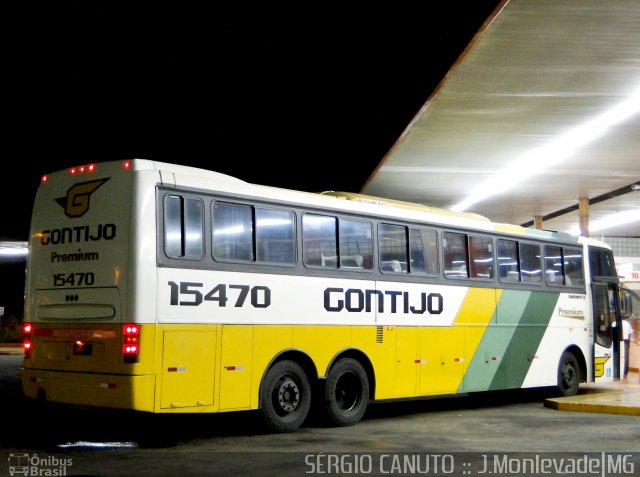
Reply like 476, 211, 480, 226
4, 343, 638, 416
1, 349, 638, 477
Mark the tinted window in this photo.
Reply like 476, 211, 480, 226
564, 247, 584, 287
379, 224, 408, 273
497, 239, 519, 282
164, 194, 204, 259
255, 208, 296, 265
520, 243, 543, 283
443, 232, 468, 278
303, 214, 338, 268
409, 228, 438, 276
544, 245, 564, 285
212, 202, 253, 261
339, 219, 373, 270
589, 248, 616, 279
469, 235, 494, 279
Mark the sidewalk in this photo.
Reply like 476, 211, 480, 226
544, 370, 640, 416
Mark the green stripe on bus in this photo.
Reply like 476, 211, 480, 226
460, 290, 530, 392
490, 291, 559, 389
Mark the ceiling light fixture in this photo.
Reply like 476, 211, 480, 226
568, 208, 640, 235
0, 241, 28, 256
451, 85, 640, 212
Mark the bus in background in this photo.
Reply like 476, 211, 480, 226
22, 159, 623, 432
618, 258, 639, 375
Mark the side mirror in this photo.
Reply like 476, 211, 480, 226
620, 287, 633, 318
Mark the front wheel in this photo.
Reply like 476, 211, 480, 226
324, 358, 369, 426
557, 351, 580, 396
260, 360, 311, 433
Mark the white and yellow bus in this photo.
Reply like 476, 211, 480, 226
22, 159, 624, 432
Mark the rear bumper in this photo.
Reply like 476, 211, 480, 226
22, 368, 156, 412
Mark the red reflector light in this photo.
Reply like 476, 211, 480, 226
41, 175, 49, 183
69, 164, 97, 175
122, 160, 132, 170
23, 322, 32, 359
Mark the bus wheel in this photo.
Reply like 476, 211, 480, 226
557, 351, 580, 396
260, 360, 311, 433
324, 358, 369, 426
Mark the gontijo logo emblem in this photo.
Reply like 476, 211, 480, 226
55, 178, 109, 218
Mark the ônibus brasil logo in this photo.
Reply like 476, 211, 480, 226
54, 178, 109, 218
7, 452, 73, 476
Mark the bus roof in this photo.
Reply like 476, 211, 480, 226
63, 159, 590, 246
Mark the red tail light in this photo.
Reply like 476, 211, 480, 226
123, 324, 140, 363
23, 322, 32, 359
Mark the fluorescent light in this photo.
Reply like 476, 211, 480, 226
568, 209, 640, 235
451, 86, 640, 212
0, 241, 28, 256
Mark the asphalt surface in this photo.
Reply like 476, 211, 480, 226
1, 350, 638, 477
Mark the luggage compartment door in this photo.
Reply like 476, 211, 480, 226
160, 330, 216, 408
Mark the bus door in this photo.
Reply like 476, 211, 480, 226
591, 279, 621, 382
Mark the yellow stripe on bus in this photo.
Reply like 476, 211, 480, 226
455, 288, 501, 390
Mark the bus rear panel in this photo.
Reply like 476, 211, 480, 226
22, 160, 156, 411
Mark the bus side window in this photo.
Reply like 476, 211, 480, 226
563, 247, 584, 287
379, 223, 408, 273
520, 242, 542, 283
544, 245, 563, 285
339, 218, 373, 270
212, 202, 253, 261
469, 235, 494, 279
255, 208, 296, 265
303, 214, 338, 268
497, 239, 520, 282
443, 232, 468, 278
164, 194, 204, 259
409, 228, 438, 276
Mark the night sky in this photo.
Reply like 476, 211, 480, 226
3, 2, 501, 242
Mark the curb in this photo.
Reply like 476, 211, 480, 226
544, 392, 640, 416
0, 343, 23, 355
544, 372, 640, 416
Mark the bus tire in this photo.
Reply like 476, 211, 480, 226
324, 358, 369, 426
260, 360, 311, 433
557, 351, 580, 397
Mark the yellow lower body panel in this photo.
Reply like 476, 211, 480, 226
22, 369, 156, 412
